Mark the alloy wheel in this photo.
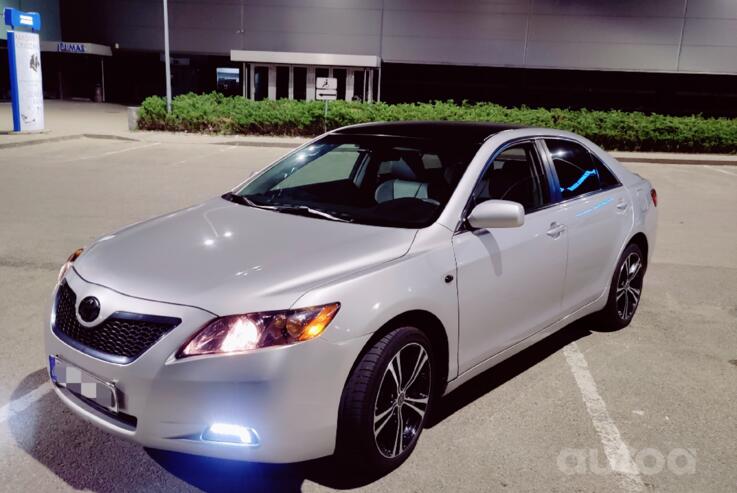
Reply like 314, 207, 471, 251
373, 342, 431, 458
615, 252, 643, 321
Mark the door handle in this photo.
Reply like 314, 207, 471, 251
547, 222, 566, 238
616, 200, 628, 211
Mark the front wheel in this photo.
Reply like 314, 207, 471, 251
337, 327, 434, 473
597, 243, 645, 330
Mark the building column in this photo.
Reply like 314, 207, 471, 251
288, 66, 294, 100
345, 69, 355, 101
242, 62, 247, 98
367, 69, 373, 102
268, 65, 277, 100
249, 64, 255, 100
100, 58, 106, 102
362, 70, 367, 101
377, 65, 382, 102
306, 66, 315, 101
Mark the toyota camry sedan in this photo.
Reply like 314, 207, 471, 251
46, 121, 657, 471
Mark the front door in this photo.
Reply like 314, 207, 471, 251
453, 141, 567, 374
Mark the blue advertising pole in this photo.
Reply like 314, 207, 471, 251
4, 8, 44, 132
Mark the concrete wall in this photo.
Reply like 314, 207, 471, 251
61, 0, 737, 75
1, 0, 61, 41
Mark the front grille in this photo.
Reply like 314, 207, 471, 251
53, 282, 181, 364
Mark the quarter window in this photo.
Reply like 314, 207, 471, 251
545, 139, 618, 200
591, 153, 619, 189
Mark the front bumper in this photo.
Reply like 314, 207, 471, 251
45, 269, 370, 463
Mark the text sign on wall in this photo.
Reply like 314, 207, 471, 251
315, 77, 338, 100
57, 42, 86, 54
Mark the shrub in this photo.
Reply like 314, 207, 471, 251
137, 93, 737, 153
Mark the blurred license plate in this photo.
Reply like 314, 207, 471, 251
49, 355, 118, 413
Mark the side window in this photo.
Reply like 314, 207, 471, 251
545, 139, 617, 200
473, 142, 550, 213
274, 144, 361, 189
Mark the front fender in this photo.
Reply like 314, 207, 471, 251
292, 224, 459, 382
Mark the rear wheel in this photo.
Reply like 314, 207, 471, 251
597, 243, 645, 330
337, 327, 434, 472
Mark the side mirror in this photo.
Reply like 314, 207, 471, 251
467, 200, 525, 229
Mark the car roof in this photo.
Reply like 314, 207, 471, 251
333, 121, 523, 143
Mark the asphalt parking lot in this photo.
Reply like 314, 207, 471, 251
0, 137, 735, 492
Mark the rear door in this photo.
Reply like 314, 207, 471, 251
453, 140, 567, 373
542, 139, 632, 315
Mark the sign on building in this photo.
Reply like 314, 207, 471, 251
316, 77, 338, 100
4, 8, 44, 132
41, 41, 113, 56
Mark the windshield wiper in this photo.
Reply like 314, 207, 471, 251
268, 205, 353, 223
222, 192, 271, 210
224, 193, 352, 222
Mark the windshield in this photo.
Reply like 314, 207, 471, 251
232, 134, 481, 228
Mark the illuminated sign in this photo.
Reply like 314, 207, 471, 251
4, 7, 44, 132
4, 8, 41, 31
57, 42, 86, 54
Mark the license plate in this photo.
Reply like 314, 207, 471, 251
49, 355, 118, 413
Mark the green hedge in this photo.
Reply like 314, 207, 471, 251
138, 93, 737, 153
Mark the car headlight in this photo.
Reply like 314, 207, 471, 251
176, 303, 340, 358
58, 247, 84, 283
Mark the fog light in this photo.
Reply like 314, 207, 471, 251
203, 423, 259, 446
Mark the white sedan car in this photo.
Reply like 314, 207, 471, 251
46, 122, 657, 472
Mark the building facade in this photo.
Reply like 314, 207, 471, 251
4, 0, 737, 114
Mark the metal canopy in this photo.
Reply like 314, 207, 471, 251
230, 50, 380, 68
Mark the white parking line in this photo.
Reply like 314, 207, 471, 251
703, 165, 737, 177
563, 343, 644, 492
78, 142, 161, 160
170, 145, 237, 166
57, 142, 162, 163
0, 383, 52, 425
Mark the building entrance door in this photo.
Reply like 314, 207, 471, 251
253, 65, 269, 101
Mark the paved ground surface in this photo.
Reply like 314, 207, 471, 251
0, 134, 736, 492
0, 101, 130, 145
0, 101, 308, 148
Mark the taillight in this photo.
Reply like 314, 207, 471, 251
650, 188, 658, 207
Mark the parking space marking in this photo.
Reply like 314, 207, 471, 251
563, 343, 644, 492
58, 142, 162, 163
0, 383, 51, 425
703, 165, 737, 177
170, 144, 237, 166
79, 142, 161, 160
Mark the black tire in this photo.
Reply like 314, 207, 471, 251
597, 243, 646, 330
337, 326, 435, 473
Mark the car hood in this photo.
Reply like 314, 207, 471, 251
74, 198, 417, 315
